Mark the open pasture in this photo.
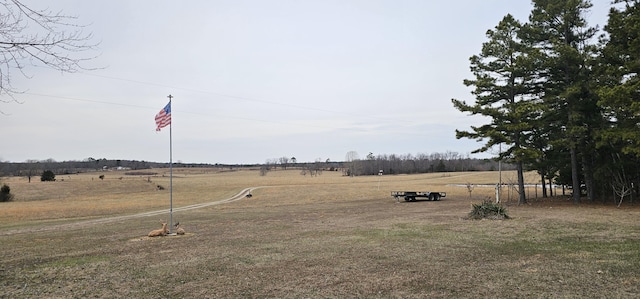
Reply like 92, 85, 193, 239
0, 169, 639, 298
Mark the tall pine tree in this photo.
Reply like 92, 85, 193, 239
596, 0, 640, 202
452, 14, 542, 205
524, 0, 600, 203
598, 0, 640, 156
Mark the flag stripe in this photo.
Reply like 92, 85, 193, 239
155, 102, 171, 131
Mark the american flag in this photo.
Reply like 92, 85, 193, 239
155, 102, 171, 131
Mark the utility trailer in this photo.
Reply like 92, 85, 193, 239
391, 191, 446, 202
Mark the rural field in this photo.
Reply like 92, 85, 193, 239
0, 168, 639, 298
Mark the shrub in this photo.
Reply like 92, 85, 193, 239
468, 199, 510, 220
0, 184, 14, 202
41, 170, 56, 182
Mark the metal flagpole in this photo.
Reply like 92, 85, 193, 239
168, 94, 173, 234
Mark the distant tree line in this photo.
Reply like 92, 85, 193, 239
0, 157, 218, 177
343, 151, 513, 176
260, 151, 513, 177
0, 153, 508, 179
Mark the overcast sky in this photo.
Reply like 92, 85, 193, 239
2, 1, 611, 164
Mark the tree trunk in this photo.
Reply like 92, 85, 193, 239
541, 173, 547, 198
581, 151, 595, 201
571, 146, 581, 204
517, 161, 526, 204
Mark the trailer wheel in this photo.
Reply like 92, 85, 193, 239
433, 194, 440, 201
404, 196, 411, 202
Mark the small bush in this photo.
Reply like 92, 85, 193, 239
0, 184, 14, 202
41, 170, 56, 182
468, 199, 510, 220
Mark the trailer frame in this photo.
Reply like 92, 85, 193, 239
391, 191, 446, 202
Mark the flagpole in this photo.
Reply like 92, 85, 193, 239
168, 94, 173, 234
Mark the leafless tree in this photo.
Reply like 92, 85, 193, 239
24, 159, 39, 182
310, 158, 324, 177
299, 159, 324, 177
260, 158, 277, 176
344, 151, 359, 177
278, 156, 290, 170
466, 182, 474, 198
611, 168, 631, 208
0, 0, 98, 103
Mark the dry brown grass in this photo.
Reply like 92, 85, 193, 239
1, 169, 639, 298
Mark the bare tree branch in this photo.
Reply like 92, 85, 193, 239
0, 0, 98, 102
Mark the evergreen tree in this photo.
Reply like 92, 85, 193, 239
40, 170, 56, 182
524, 0, 600, 203
452, 14, 542, 204
595, 0, 640, 201
0, 184, 13, 202
597, 0, 640, 156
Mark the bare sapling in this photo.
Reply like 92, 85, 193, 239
148, 222, 168, 237
466, 182, 474, 198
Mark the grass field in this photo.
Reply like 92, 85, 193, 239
1, 169, 639, 298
